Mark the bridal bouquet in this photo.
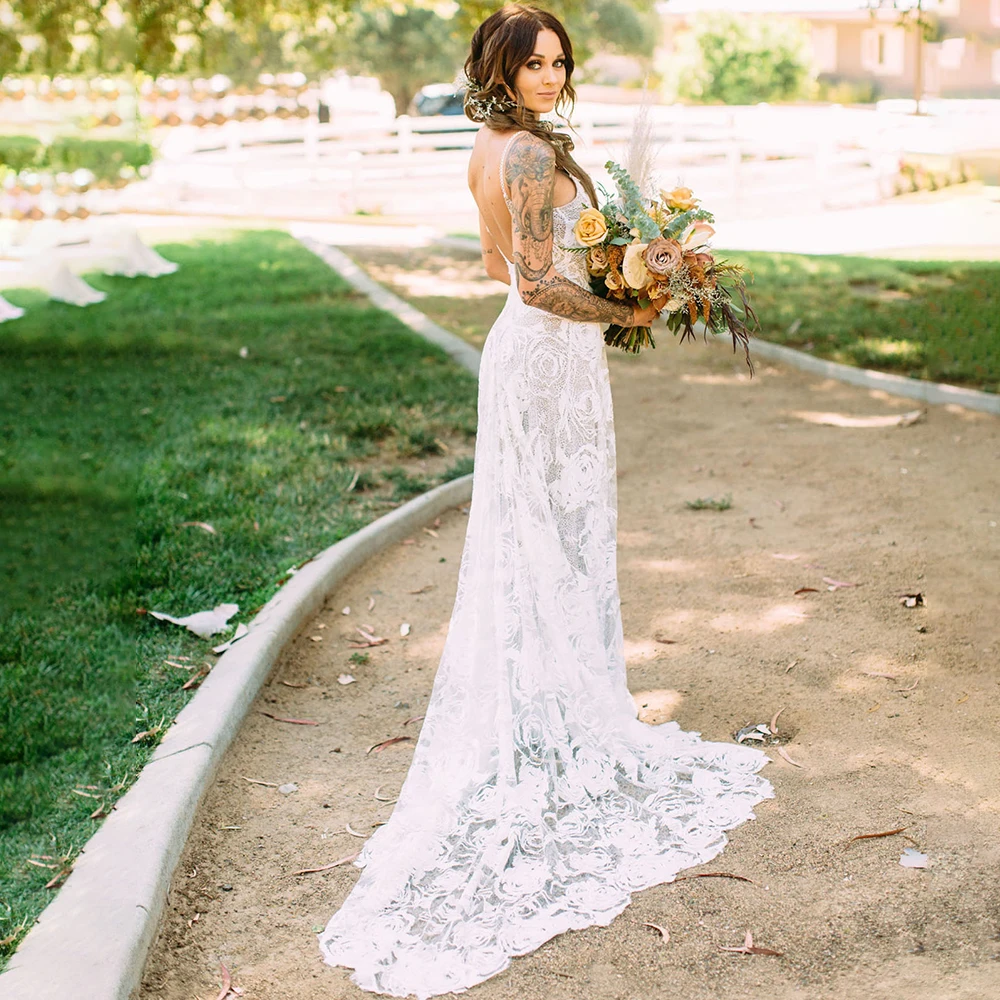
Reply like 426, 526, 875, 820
570, 162, 757, 371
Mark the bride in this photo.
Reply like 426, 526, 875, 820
319, 5, 774, 997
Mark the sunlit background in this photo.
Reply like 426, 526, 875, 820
1, 0, 998, 974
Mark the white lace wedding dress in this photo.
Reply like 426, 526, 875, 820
319, 135, 774, 998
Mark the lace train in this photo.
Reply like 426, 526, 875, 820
318, 173, 774, 999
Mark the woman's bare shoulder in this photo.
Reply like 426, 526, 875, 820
504, 132, 555, 187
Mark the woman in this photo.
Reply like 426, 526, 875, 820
319, 6, 773, 997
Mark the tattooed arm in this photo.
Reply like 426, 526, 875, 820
506, 133, 636, 326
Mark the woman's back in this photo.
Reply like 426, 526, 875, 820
468, 127, 579, 268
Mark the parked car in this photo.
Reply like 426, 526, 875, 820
409, 83, 467, 117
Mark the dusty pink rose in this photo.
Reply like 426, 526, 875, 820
642, 237, 684, 277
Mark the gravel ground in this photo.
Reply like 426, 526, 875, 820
139, 254, 1000, 1000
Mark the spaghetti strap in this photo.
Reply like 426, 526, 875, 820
498, 131, 523, 207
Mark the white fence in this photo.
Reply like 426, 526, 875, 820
131, 101, 997, 220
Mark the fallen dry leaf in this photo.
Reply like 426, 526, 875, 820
349, 627, 388, 648
863, 671, 898, 680
896, 678, 920, 692
44, 868, 72, 889
776, 747, 804, 768
345, 822, 367, 838
242, 777, 279, 787
422, 527, 439, 538
290, 852, 359, 876
374, 785, 397, 803
402, 715, 425, 727
131, 725, 163, 744
769, 707, 784, 735
823, 577, 860, 590
337, 673, 356, 686
366, 735, 414, 754
259, 712, 318, 726
408, 584, 434, 595
794, 587, 819, 595
849, 827, 906, 843
784, 659, 798, 673
280, 680, 309, 689
213, 961, 232, 1000
309, 635, 323, 643
719, 929, 783, 957
674, 871, 754, 884
643, 922, 670, 942
179, 521, 216, 536
342, 606, 351, 615
367, 595, 376, 611
400, 623, 411, 637
181, 664, 211, 690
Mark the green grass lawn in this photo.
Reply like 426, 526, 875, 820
0, 230, 478, 964
724, 251, 999, 394
438, 236, 998, 392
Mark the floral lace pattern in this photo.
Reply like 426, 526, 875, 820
318, 137, 774, 999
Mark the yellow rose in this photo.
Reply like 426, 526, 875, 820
661, 186, 698, 212
604, 270, 625, 291
573, 208, 608, 247
622, 242, 650, 290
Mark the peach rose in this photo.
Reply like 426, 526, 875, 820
573, 208, 608, 247
587, 245, 610, 275
661, 186, 698, 212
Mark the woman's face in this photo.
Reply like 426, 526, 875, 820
512, 28, 566, 114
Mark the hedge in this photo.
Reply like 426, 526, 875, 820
0, 135, 44, 173
43, 137, 154, 182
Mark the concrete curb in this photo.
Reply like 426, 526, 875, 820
743, 337, 999, 416
440, 233, 997, 416
296, 235, 482, 378
0, 475, 474, 1000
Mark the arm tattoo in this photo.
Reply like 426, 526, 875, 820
505, 134, 633, 326
523, 274, 633, 324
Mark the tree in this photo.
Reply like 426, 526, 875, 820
321, 5, 466, 115
671, 12, 811, 105
865, 0, 940, 114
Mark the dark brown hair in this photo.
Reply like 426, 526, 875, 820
464, 3, 598, 208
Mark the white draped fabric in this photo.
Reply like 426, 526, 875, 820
319, 132, 773, 998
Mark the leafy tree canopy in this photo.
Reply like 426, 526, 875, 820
671, 12, 811, 105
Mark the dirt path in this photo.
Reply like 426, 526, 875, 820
140, 249, 999, 1000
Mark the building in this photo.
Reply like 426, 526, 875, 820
656, 0, 1000, 99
